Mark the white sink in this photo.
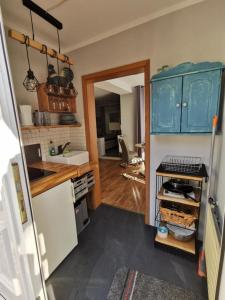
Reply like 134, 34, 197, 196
47, 150, 89, 165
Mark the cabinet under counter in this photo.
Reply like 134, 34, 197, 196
28, 161, 96, 197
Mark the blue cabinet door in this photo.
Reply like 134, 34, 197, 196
181, 70, 221, 133
152, 77, 182, 133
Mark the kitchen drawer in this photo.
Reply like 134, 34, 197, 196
72, 176, 87, 188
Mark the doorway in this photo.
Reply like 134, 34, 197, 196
95, 90, 121, 159
94, 74, 145, 213
82, 60, 150, 223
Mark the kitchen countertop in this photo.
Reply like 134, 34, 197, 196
29, 161, 96, 197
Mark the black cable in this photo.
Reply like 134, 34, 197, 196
56, 56, 60, 85
56, 29, 61, 84
49, 48, 59, 85
40, 44, 49, 74
46, 50, 49, 73
57, 29, 61, 54
24, 35, 31, 70
29, 10, 35, 40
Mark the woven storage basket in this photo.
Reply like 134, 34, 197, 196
160, 204, 197, 227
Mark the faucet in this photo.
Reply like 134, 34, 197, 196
58, 142, 71, 154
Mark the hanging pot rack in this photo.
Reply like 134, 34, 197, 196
8, 29, 73, 65
8, 0, 73, 65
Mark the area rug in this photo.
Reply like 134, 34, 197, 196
107, 268, 204, 300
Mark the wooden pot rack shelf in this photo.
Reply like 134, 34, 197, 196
8, 29, 74, 65
21, 124, 81, 131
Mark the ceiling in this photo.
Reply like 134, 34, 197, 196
2, 0, 204, 53
95, 88, 111, 99
95, 73, 144, 97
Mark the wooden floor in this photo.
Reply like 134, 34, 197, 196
99, 159, 145, 214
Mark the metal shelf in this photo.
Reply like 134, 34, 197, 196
156, 162, 208, 182
157, 187, 200, 207
154, 166, 204, 255
155, 209, 197, 232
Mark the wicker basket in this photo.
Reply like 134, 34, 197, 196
160, 203, 197, 227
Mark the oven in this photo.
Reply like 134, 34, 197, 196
71, 171, 95, 202
71, 171, 95, 234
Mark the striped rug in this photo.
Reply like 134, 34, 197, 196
107, 268, 204, 300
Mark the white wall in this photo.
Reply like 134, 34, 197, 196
120, 92, 137, 151
67, 0, 225, 239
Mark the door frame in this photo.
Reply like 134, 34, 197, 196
82, 60, 150, 224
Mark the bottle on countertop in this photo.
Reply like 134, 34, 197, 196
49, 140, 56, 156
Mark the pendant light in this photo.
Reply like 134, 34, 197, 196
23, 35, 39, 92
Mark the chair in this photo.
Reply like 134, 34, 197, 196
118, 137, 144, 167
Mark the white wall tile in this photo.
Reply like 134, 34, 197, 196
21, 126, 87, 161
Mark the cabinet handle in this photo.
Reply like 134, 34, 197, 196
176, 103, 180, 108
183, 102, 188, 107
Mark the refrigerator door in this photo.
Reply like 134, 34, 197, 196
32, 180, 78, 280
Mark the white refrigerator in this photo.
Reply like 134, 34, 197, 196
32, 180, 78, 280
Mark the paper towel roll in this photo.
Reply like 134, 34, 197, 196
19, 105, 33, 126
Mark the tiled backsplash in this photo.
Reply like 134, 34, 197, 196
70, 127, 86, 150
22, 127, 86, 161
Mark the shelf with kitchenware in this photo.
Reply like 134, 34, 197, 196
157, 186, 201, 207
155, 234, 196, 255
37, 83, 77, 113
154, 155, 208, 255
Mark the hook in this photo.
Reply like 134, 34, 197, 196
63, 55, 69, 64
40, 44, 47, 54
21, 34, 30, 46
50, 49, 58, 58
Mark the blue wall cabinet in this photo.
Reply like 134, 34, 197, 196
152, 77, 182, 133
151, 62, 224, 134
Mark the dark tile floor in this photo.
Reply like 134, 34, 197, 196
46, 205, 207, 300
